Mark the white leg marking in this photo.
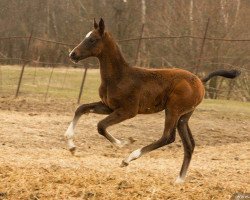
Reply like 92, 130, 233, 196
85, 31, 92, 38
113, 138, 132, 148
175, 176, 185, 184
114, 138, 122, 146
104, 133, 125, 148
65, 122, 76, 150
65, 122, 74, 138
124, 148, 142, 163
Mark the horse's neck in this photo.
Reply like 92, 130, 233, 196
98, 37, 129, 83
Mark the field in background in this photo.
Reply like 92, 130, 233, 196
1, 65, 101, 102
0, 73, 250, 199
1, 65, 249, 104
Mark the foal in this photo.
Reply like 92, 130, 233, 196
65, 18, 240, 183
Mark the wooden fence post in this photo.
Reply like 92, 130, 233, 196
15, 31, 33, 98
44, 65, 55, 101
61, 66, 69, 89
77, 67, 88, 104
134, 23, 145, 66
195, 18, 210, 75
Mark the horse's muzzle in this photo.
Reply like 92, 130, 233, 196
69, 51, 80, 63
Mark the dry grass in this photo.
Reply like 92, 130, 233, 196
0, 96, 249, 200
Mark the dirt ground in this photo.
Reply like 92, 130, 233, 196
0, 96, 249, 200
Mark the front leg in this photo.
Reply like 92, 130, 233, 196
97, 108, 137, 147
65, 101, 112, 154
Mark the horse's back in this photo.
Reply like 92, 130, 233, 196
129, 67, 204, 114
131, 67, 202, 87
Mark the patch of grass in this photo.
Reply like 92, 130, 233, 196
1, 65, 100, 102
201, 99, 250, 114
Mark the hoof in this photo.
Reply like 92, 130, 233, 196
69, 147, 76, 155
120, 160, 129, 167
174, 176, 185, 184
117, 138, 136, 148
115, 140, 128, 148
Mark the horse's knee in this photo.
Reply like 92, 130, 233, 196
97, 122, 106, 136
167, 134, 176, 144
170, 128, 177, 143
75, 105, 88, 117
75, 106, 83, 117
163, 128, 176, 145
159, 134, 175, 147
177, 118, 187, 129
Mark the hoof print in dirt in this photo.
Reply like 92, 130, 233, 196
69, 147, 76, 155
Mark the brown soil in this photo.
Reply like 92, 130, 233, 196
0, 96, 249, 200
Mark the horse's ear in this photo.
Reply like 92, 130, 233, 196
99, 18, 105, 35
94, 18, 98, 29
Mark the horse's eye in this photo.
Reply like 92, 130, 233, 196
89, 38, 96, 44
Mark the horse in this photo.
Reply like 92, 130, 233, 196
65, 18, 240, 183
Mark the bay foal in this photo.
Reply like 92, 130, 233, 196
65, 18, 240, 183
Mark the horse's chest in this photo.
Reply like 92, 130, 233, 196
99, 84, 119, 109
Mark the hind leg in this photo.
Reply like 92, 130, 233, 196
121, 109, 178, 166
65, 101, 112, 154
187, 123, 195, 147
175, 111, 195, 183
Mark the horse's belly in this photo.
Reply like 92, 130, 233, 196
138, 105, 165, 114
138, 93, 167, 114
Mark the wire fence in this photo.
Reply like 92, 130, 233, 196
0, 29, 249, 103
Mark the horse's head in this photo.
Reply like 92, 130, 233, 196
69, 18, 106, 63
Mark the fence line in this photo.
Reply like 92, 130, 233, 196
1, 57, 249, 73
0, 36, 75, 47
0, 54, 87, 103
1, 63, 90, 103
0, 34, 250, 47
1, 56, 249, 71
0, 33, 249, 102
120, 36, 250, 42
0, 57, 84, 67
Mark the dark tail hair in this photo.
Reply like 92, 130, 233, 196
201, 69, 241, 83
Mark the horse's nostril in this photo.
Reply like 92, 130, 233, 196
69, 51, 80, 63
70, 51, 76, 58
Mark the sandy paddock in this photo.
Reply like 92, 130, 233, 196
0, 97, 249, 199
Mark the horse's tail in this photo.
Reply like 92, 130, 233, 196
201, 69, 241, 83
